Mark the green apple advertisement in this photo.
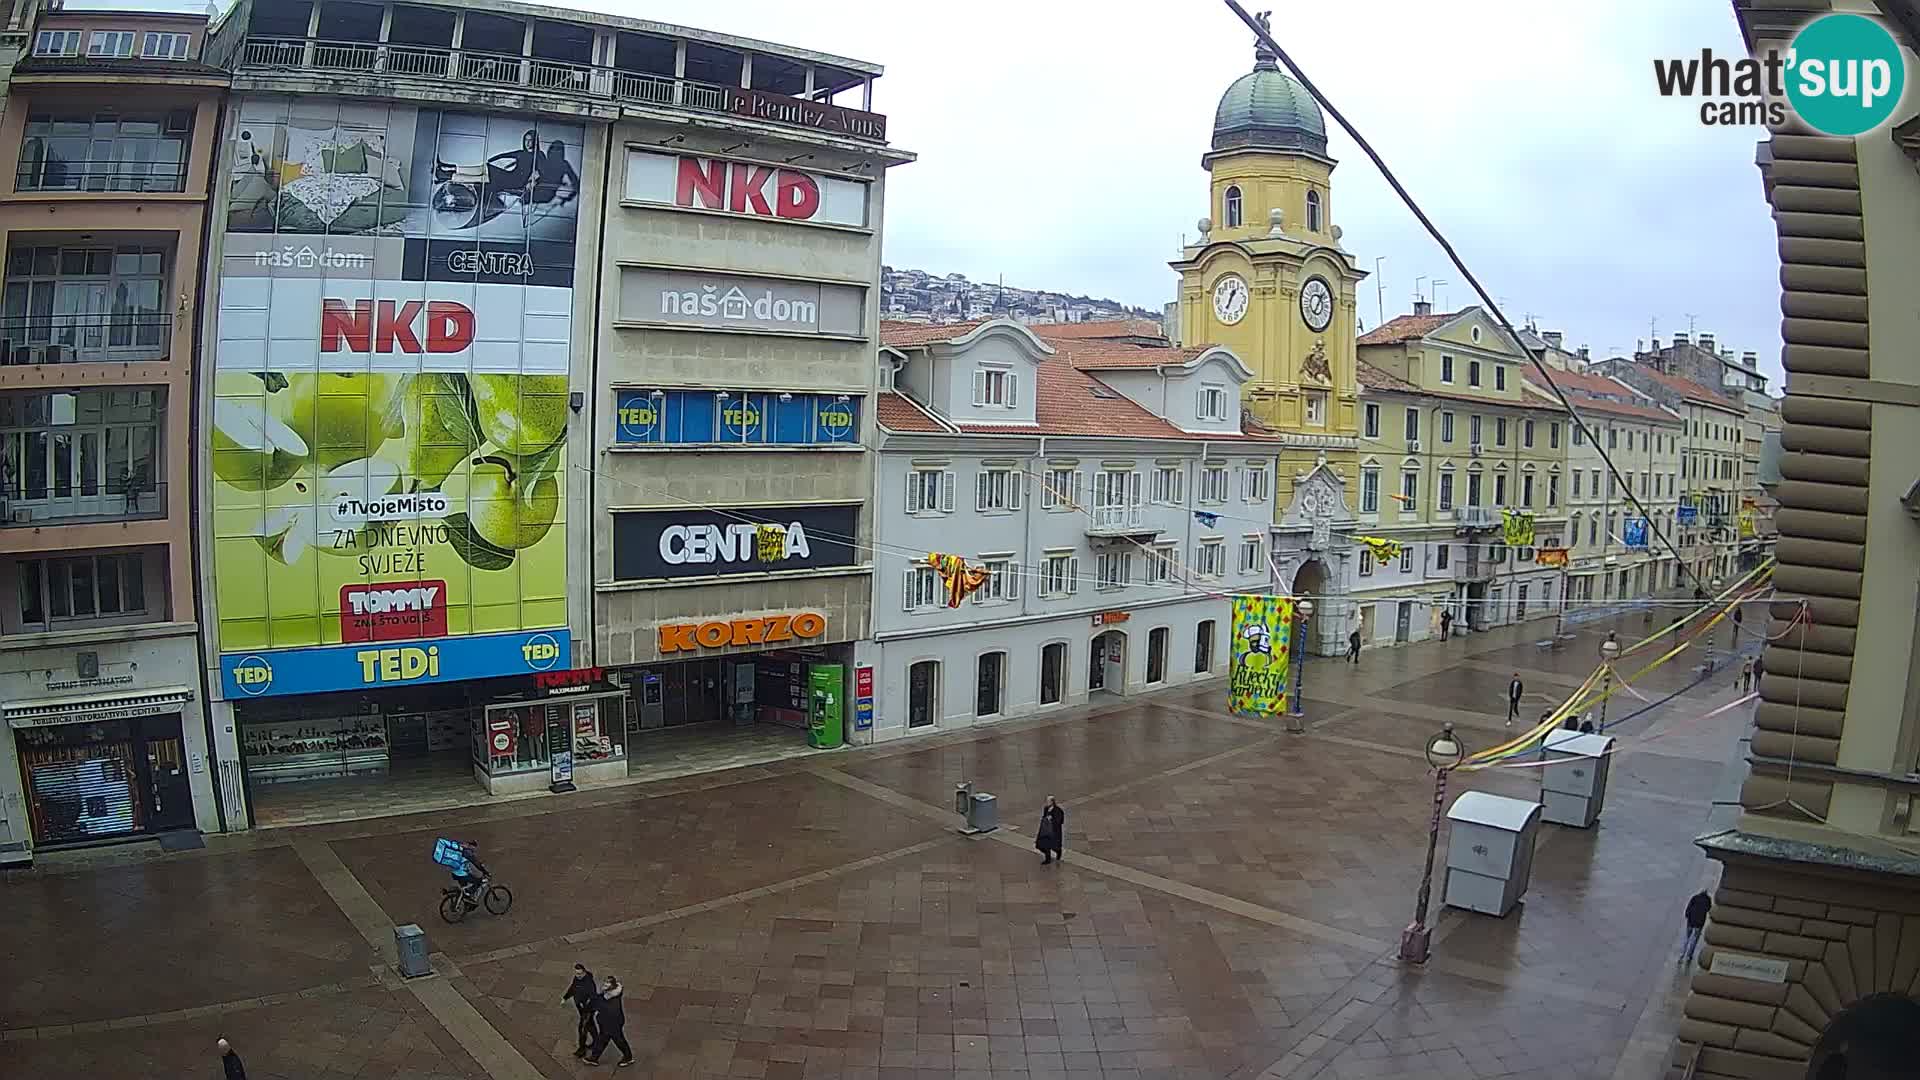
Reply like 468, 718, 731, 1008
212, 97, 581, 678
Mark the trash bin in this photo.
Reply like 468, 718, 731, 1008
1443, 791, 1542, 917
1539, 730, 1614, 828
394, 923, 431, 979
967, 792, 998, 833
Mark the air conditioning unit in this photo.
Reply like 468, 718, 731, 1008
1406, 439, 1421, 453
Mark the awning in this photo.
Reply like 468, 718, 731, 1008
5, 687, 194, 729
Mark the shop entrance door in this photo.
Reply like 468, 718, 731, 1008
1089, 631, 1125, 694
1395, 602, 1412, 644
142, 721, 195, 832
908, 661, 939, 728
17, 719, 140, 844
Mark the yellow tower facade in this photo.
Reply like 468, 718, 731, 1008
1171, 32, 1366, 526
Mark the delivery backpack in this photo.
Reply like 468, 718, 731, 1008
432, 837, 470, 875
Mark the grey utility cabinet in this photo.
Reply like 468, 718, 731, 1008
1443, 791, 1542, 917
1539, 730, 1615, 828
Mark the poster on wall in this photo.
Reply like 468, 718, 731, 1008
211, 97, 582, 696
1228, 595, 1294, 718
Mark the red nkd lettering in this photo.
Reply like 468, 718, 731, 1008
675, 156, 727, 211
319, 299, 475, 354
728, 163, 776, 216
775, 170, 820, 220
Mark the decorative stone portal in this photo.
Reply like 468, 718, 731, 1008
1272, 455, 1355, 657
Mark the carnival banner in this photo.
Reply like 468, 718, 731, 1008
1229, 595, 1294, 718
1501, 508, 1536, 547
1535, 547, 1570, 568
1354, 535, 1404, 563
1678, 504, 1698, 525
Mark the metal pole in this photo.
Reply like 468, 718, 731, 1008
1399, 765, 1448, 963
1289, 610, 1307, 727
1600, 666, 1612, 730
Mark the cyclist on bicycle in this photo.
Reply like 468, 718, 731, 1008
450, 841, 489, 909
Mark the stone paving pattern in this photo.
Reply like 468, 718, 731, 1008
0, 615, 1756, 1079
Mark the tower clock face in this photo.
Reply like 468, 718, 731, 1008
1212, 274, 1249, 325
1300, 276, 1334, 332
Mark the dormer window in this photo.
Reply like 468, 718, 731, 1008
87, 30, 136, 58
142, 31, 191, 60
1198, 384, 1228, 421
973, 366, 1017, 409
1306, 190, 1322, 232
34, 30, 82, 56
1224, 186, 1243, 228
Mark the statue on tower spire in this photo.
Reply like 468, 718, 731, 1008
1253, 10, 1278, 68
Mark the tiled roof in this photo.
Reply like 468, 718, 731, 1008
1562, 394, 1681, 424
879, 359, 1276, 442
1523, 367, 1642, 400
1356, 361, 1418, 393
1029, 319, 1166, 342
1636, 367, 1742, 408
879, 320, 990, 347
1051, 340, 1210, 370
874, 391, 950, 433
1356, 310, 1463, 346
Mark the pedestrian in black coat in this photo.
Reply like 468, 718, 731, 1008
1438, 610, 1453, 641
585, 975, 633, 1067
1035, 796, 1065, 865
562, 962, 599, 1059
217, 1038, 247, 1080
1506, 673, 1524, 726
1346, 628, 1362, 664
1680, 889, 1713, 966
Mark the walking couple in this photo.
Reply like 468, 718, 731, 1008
563, 963, 633, 1067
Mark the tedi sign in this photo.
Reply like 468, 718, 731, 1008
624, 150, 869, 228
1653, 13, 1906, 134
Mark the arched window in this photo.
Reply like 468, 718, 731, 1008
1224, 186, 1243, 228
1306, 190, 1323, 232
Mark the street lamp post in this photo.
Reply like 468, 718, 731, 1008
1599, 634, 1621, 732
1288, 599, 1315, 733
1399, 721, 1466, 964
1705, 576, 1724, 674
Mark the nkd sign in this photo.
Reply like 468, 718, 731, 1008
618, 267, 866, 338
624, 151, 869, 229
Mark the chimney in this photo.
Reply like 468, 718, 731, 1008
1651, 337, 1661, 351
1699, 332, 1715, 353
1673, 332, 1689, 346
1741, 350, 1757, 369
1578, 345, 1590, 361
1543, 330, 1563, 349
1413, 299, 1432, 317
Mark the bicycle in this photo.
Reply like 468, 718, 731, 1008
438, 876, 514, 923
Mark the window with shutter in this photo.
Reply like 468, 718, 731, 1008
1067, 556, 1079, 594
976, 471, 990, 511
972, 368, 986, 406
1006, 371, 1018, 408
941, 470, 955, 512
902, 568, 918, 611
905, 472, 922, 513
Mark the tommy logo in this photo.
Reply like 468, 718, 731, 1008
339, 580, 450, 643
320, 299, 476, 354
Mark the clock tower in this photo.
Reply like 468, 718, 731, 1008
1170, 17, 1367, 526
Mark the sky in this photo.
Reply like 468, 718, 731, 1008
170, 0, 1784, 382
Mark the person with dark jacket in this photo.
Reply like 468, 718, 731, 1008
585, 975, 633, 1067
1035, 796, 1066, 864
217, 1037, 247, 1080
1681, 889, 1713, 966
1346, 628, 1362, 664
1506, 673, 1524, 727
562, 963, 599, 1059
1438, 609, 1453, 641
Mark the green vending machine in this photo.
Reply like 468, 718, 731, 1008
808, 664, 845, 748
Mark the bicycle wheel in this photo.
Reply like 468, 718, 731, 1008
483, 883, 513, 915
439, 892, 468, 924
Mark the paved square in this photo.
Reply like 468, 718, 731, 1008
0, 618, 1747, 1079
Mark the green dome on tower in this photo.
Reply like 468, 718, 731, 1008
1211, 36, 1328, 157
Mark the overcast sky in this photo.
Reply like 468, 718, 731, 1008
567, 0, 1779, 379
175, 0, 1783, 380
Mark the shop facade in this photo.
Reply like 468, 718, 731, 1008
863, 598, 1230, 740
0, 630, 212, 861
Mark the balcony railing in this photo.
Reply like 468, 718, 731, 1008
15, 165, 188, 195
237, 37, 889, 143
0, 480, 165, 527
1087, 504, 1149, 535
0, 314, 171, 365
